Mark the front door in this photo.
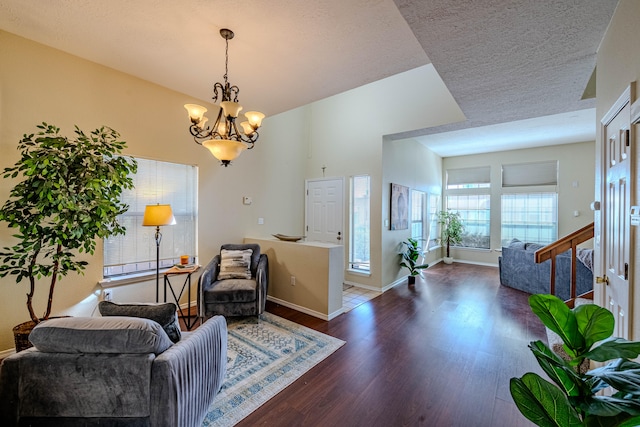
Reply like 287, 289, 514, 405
602, 92, 632, 339
305, 178, 344, 245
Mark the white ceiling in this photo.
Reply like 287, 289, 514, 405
0, 0, 619, 157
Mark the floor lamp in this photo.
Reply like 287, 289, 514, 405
142, 204, 176, 302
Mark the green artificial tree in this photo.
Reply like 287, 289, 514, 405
0, 123, 137, 325
437, 210, 464, 259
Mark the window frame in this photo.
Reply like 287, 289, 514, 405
349, 174, 370, 273
103, 157, 198, 280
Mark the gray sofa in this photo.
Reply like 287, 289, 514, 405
0, 315, 227, 427
498, 239, 593, 300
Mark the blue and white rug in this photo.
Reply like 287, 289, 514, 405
202, 312, 345, 427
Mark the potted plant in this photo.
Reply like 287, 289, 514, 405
510, 294, 640, 426
399, 237, 429, 285
0, 123, 137, 351
436, 210, 464, 264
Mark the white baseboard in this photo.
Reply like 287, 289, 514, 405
452, 259, 499, 268
267, 296, 344, 320
383, 277, 407, 292
179, 301, 197, 311
343, 281, 381, 292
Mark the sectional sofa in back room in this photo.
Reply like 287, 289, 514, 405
498, 238, 593, 301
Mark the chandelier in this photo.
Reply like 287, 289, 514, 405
185, 28, 265, 167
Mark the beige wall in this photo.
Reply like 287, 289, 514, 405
441, 141, 596, 265
274, 65, 464, 291
596, 0, 640, 340
381, 138, 443, 287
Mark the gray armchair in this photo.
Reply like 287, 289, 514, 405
199, 243, 268, 318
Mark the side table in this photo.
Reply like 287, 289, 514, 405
163, 265, 200, 331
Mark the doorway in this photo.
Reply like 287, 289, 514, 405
305, 177, 344, 245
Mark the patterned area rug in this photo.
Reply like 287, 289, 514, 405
202, 312, 345, 427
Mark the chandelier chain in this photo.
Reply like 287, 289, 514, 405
223, 37, 229, 87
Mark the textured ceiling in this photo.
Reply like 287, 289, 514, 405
0, 0, 620, 156
394, 0, 618, 138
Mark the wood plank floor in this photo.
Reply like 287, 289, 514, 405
195, 262, 546, 426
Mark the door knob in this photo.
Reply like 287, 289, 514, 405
596, 276, 609, 285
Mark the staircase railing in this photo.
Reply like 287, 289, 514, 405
534, 222, 594, 308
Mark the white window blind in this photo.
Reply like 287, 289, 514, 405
502, 161, 558, 187
447, 166, 491, 189
103, 158, 198, 277
501, 193, 558, 245
411, 190, 425, 242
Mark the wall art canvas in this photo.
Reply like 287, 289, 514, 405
390, 183, 409, 230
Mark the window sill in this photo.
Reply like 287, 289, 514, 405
347, 269, 371, 277
453, 246, 492, 253
99, 270, 169, 288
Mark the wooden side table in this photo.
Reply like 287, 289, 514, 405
163, 265, 200, 331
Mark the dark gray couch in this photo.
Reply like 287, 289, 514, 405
498, 239, 593, 300
0, 315, 227, 427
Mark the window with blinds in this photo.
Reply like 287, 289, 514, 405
349, 175, 370, 272
427, 193, 440, 249
501, 193, 558, 245
502, 161, 558, 187
446, 166, 491, 189
411, 190, 425, 242
103, 158, 198, 278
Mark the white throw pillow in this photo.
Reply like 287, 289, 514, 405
218, 249, 253, 280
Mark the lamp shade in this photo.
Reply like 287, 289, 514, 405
184, 104, 208, 124
203, 139, 247, 162
142, 204, 176, 227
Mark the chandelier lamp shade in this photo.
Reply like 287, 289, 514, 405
142, 204, 176, 302
185, 28, 265, 166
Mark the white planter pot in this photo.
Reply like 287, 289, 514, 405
443, 256, 454, 264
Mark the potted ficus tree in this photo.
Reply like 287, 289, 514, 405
510, 294, 640, 426
436, 210, 464, 264
0, 123, 137, 351
399, 237, 429, 285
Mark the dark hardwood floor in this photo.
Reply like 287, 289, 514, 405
189, 263, 545, 426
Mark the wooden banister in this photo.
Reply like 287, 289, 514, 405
534, 222, 594, 304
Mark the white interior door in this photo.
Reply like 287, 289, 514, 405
305, 178, 344, 245
602, 96, 632, 339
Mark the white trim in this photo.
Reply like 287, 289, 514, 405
343, 281, 380, 292
266, 296, 345, 320
383, 277, 408, 292
452, 259, 499, 268
346, 269, 371, 277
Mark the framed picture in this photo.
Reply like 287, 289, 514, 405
390, 183, 409, 230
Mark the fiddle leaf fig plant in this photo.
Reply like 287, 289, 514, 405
436, 210, 464, 258
399, 237, 428, 277
0, 123, 137, 323
510, 294, 640, 427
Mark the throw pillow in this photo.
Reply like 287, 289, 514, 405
218, 248, 253, 280
99, 301, 181, 343
29, 316, 173, 355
